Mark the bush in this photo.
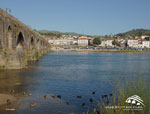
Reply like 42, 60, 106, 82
93, 37, 101, 45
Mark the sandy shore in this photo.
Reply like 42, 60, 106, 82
0, 94, 16, 106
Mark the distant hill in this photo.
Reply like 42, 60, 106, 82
38, 30, 92, 37
38, 29, 150, 38
38, 30, 62, 34
116, 29, 150, 37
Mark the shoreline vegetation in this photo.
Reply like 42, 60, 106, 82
86, 77, 150, 114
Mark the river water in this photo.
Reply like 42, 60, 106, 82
0, 52, 150, 114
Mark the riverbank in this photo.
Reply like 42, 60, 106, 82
0, 94, 16, 106
0, 93, 25, 111
0, 94, 17, 111
52, 49, 150, 53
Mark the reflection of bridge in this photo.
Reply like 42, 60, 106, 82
0, 8, 50, 69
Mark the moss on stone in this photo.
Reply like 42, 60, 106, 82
0, 65, 5, 69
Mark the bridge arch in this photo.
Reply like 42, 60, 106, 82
40, 40, 43, 49
17, 32, 24, 48
30, 37, 34, 49
7, 26, 13, 49
36, 39, 40, 49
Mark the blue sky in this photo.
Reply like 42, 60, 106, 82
1, 0, 150, 35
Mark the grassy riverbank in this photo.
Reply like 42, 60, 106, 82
88, 77, 150, 114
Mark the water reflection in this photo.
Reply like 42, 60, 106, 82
0, 52, 150, 114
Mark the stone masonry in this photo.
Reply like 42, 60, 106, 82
0, 8, 51, 69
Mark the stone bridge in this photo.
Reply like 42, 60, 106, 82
0, 8, 51, 69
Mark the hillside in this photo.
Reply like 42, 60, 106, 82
116, 29, 150, 37
38, 30, 89, 36
38, 29, 150, 38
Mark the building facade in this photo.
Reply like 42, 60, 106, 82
142, 40, 150, 48
78, 37, 88, 46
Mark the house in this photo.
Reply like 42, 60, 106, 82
78, 36, 88, 46
142, 40, 150, 48
48, 38, 73, 45
137, 40, 143, 48
106, 39, 113, 47
127, 39, 139, 48
141, 35, 150, 40
100, 39, 107, 47
100, 39, 114, 47
73, 38, 78, 45
118, 39, 125, 47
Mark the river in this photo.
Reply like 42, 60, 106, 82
0, 52, 150, 114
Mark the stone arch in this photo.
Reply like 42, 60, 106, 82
41, 41, 44, 48
31, 37, 34, 45
7, 26, 13, 49
39, 40, 43, 48
30, 37, 34, 49
17, 32, 24, 48
36, 39, 40, 49
37, 39, 39, 43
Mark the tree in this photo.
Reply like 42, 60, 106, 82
112, 40, 120, 47
56, 33, 62, 38
136, 31, 142, 37
93, 37, 101, 45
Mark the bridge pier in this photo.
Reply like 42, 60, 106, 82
0, 49, 27, 69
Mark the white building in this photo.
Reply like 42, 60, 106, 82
127, 39, 139, 48
141, 35, 150, 40
100, 40, 107, 47
78, 37, 88, 46
73, 39, 78, 45
48, 39, 73, 45
100, 39, 113, 47
106, 40, 113, 47
142, 40, 150, 48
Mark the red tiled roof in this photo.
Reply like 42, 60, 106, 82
79, 38, 88, 40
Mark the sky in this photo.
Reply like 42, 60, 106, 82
0, 0, 150, 36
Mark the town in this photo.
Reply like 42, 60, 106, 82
42, 32, 150, 51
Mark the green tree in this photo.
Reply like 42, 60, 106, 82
136, 31, 142, 37
56, 33, 62, 38
93, 37, 101, 45
112, 40, 120, 47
